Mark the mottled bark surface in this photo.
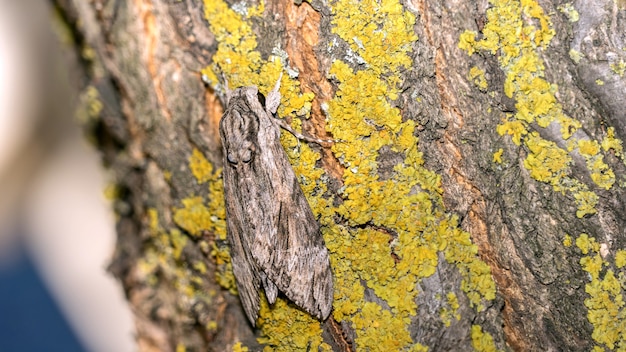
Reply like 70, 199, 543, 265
54, 0, 626, 351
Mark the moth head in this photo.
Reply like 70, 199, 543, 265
227, 141, 256, 164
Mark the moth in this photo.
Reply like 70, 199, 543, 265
219, 74, 334, 326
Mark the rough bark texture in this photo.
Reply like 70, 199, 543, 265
54, 0, 626, 351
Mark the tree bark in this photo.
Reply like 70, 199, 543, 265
54, 0, 626, 351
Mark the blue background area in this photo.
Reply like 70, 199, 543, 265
0, 244, 85, 352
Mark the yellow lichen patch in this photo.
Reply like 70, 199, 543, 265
189, 148, 215, 184
585, 268, 626, 350
193, 261, 207, 274
440, 292, 461, 327
441, 218, 497, 309
615, 250, 626, 269
459, 0, 621, 217
574, 233, 626, 350
256, 298, 329, 352
523, 132, 570, 186
569, 49, 583, 64
102, 183, 121, 202
169, 229, 188, 260
563, 234, 573, 247
573, 190, 598, 218
588, 274, 626, 348
173, 197, 214, 237
469, 66, 489, 91
496, 118, 527, 146
137, 209, 213, 323
75, 85, 103, 124
576, 233, 600, 255
325, 0, 496, 349
557, 3, 580, 22
202, 0, 314, 125
201, 0, 263, 87
458, 31, 478, 55
350, 302, 413, 349
556, 113, 582, 140
232, 342, 249, 352
178, 147, 231, 290
493, 148, 504, 164
204, 0, 497, 347
471, 325, 500, 352
601, 127, 624, 158
588, 155, 615, 190
610, 60, 626, 77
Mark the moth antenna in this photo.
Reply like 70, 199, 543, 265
272, 117, 337, 147
265, 72, 283, 115
221, 73, 233, 105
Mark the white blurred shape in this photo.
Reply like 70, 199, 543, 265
0, 1, 135, 351
24, 132, 135, 352
0, 1, 40, 264
0, 2, 36, 173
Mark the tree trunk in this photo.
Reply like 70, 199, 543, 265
53, 0, 626, 350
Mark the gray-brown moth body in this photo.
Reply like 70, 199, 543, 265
219, 75, 333, 326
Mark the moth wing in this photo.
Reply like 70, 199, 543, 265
250, 118, 333, 319
261, 271, 278, 305
222, 161, 263, 325
273, 190, 334, 320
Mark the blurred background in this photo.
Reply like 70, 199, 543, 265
0, 1, 134, 351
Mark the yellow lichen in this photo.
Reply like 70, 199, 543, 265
172, 147, 231, 292
471, 325, 500, 352
232, 342, 249, 352
610, 60, 626, 77
75, 85, 103, 124
440, 292, 461, 327
563, 234, 573, 247
585, 267, 626, 350
574, 233, 626, 349
256, 298, 328, 352
493, 148, 504, 164
601, 127, 624, 157
573, 190, 598, 218
569, 49, 583, 63
102, 183, 120, 201
173, 197, 214, 237
193, 261, 207, 274
201, 0, 497, 348
616, 250, 626, 269
137, 207, 215, 326
558, 3, 579, 22
469, 66, 489, 91
496, 118, 527, 146
576, 233, 599, 255
458, 31, 478, 55
326, 0, 496, 349
189, 148, 216, 184
460, 0, 619, 217
523, 132, 570, 186
169, 229, 188, 260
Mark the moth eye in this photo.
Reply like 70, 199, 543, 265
241, 148, 253, 163
227, 152, 238, 165
257, 92, 266, 107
